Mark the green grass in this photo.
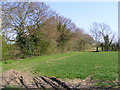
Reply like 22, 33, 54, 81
2, 51, 118, 81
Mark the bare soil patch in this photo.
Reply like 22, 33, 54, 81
1, 69, 119, 89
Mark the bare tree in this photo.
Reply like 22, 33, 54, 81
90, 22, 101, 51
56, 16, 77, 53
99, 23, 115, 51
2, 2, 56, 55
2, 2, 95, 60
90, 22, 115, 51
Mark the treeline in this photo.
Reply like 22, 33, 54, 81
2, 2, 93, 60
90, 22, 119, 52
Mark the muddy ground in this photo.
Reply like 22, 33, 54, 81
1, 69, 119, 89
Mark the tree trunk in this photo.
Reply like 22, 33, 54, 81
96, 46, 99, 52
101, 46, 104, 51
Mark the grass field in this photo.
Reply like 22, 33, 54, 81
2, 51, 118, 81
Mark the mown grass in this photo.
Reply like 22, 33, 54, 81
2, 51, 118, 81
